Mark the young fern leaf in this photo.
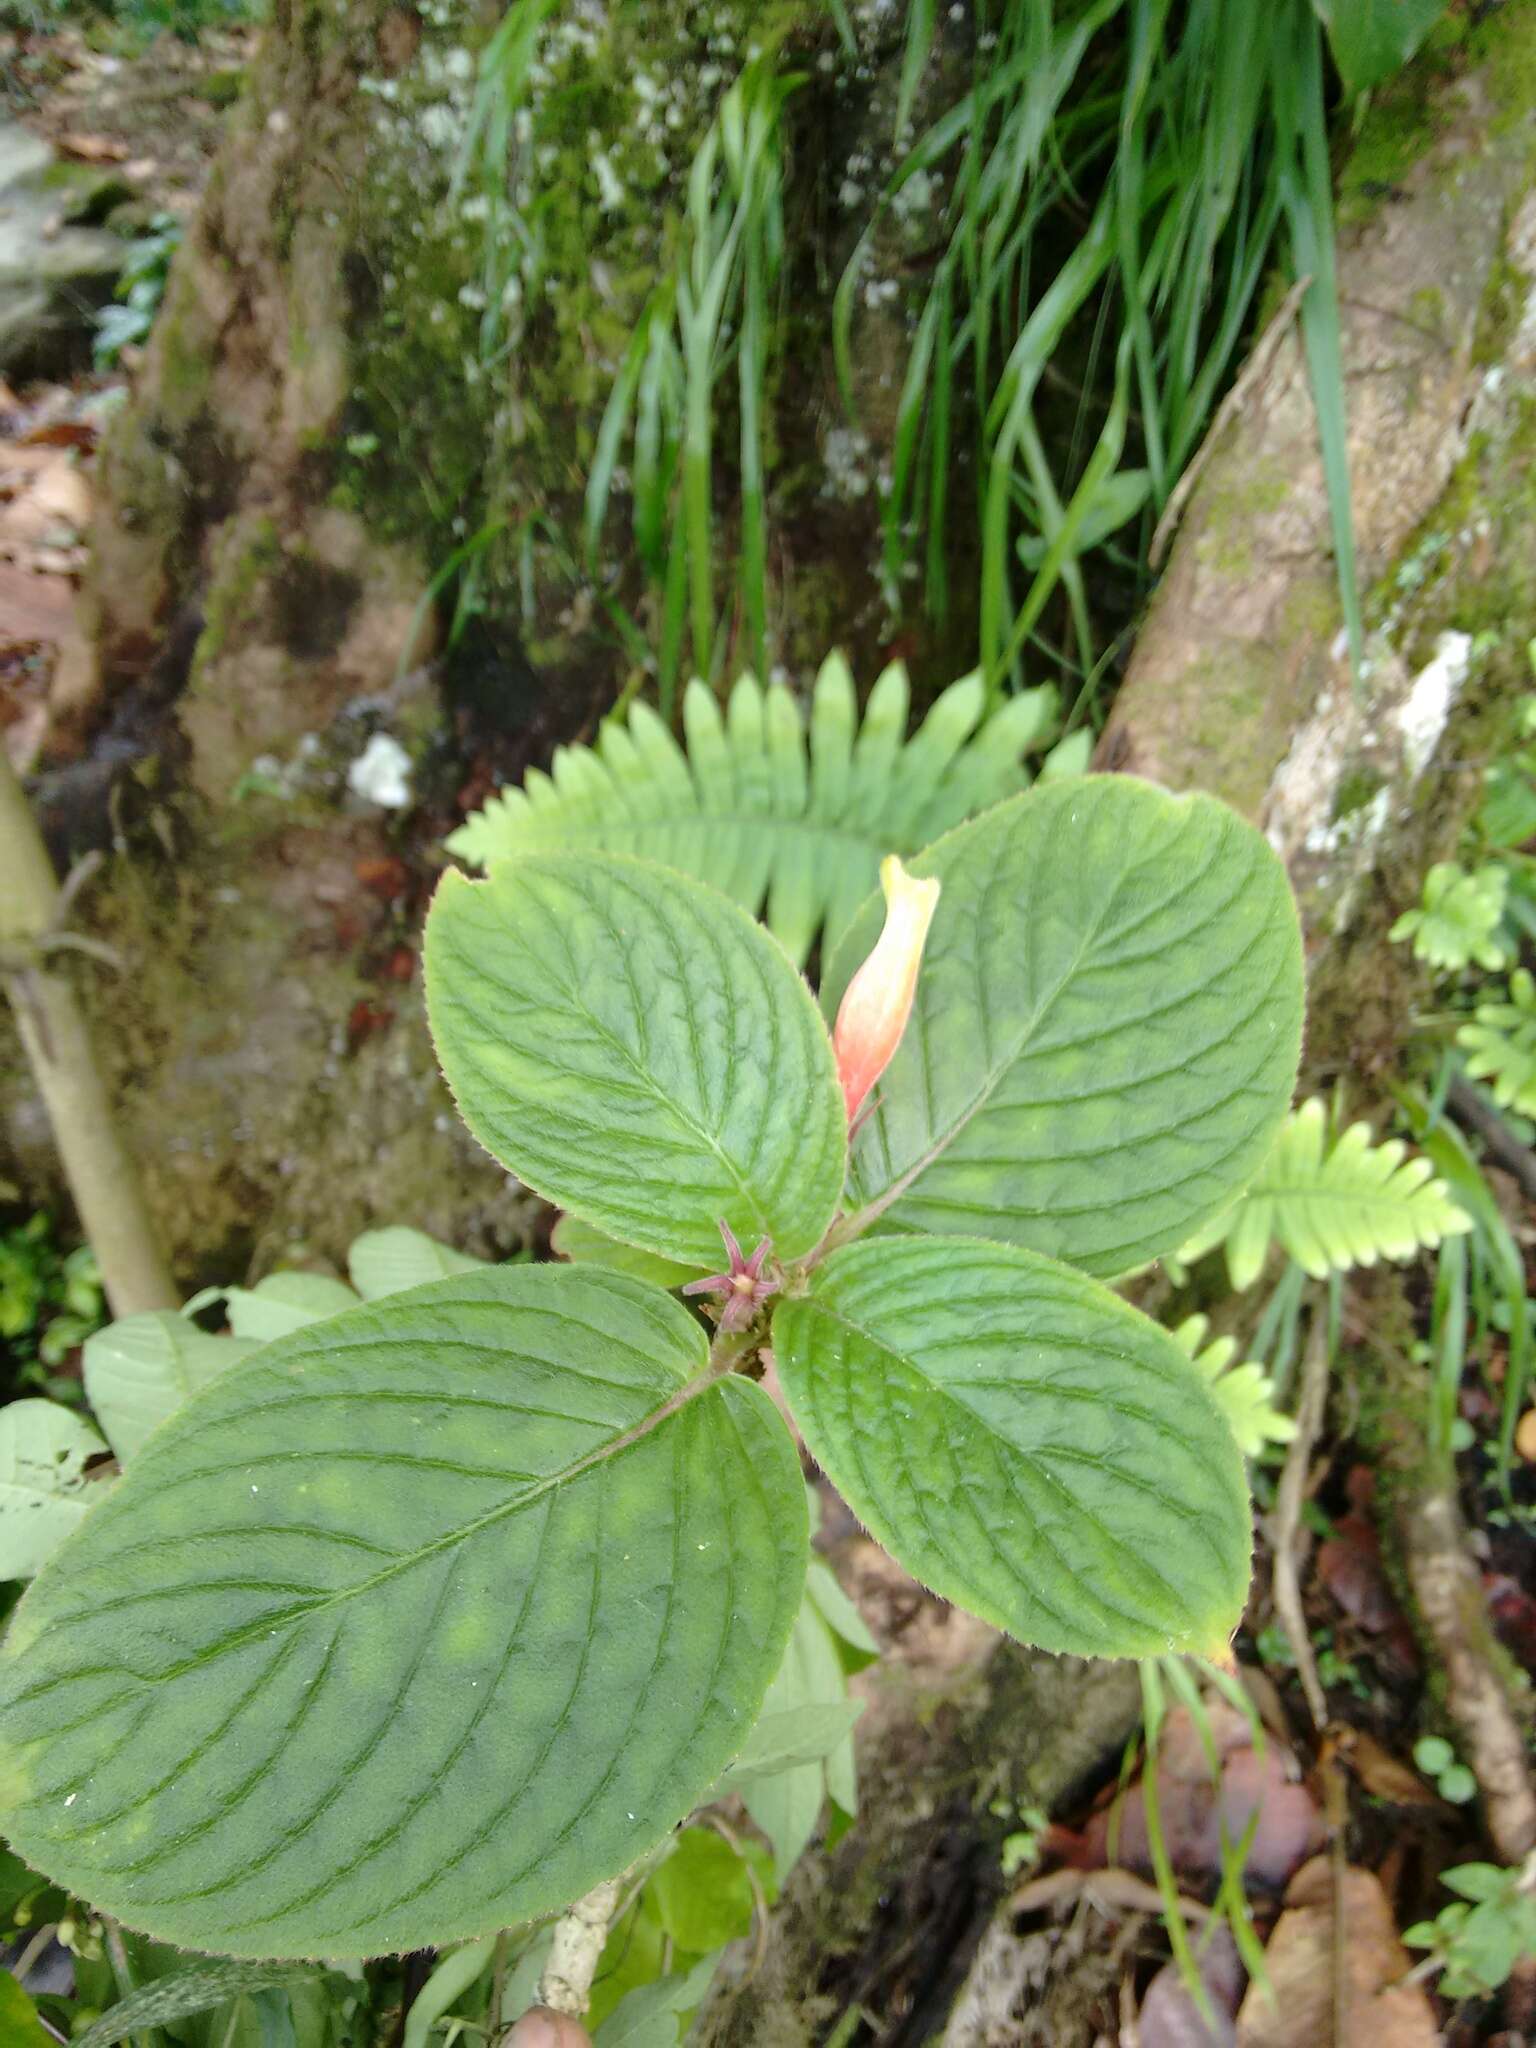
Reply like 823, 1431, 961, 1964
1178, 1098, 1470, 1291
1458, 969, 1536, 1117
1389, 861, 1509, 974
1170, 1315, 1295, 1460
445, 655, 1065, 967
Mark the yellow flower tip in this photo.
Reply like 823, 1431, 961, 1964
1193, 1634, 1239, 1676
833, 855, 941, 1126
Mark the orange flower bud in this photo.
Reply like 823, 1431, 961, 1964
833, 855, 941, 1126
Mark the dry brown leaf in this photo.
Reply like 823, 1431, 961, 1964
0, 447, 69, 486
57, 130, 130, 163
1010, 1865, 1209, 1923
1076, 1710, 1323, 1890
1139, 1928, 1244, 2048
0, 560, 76, 641
0, 456, 91, 551
19, 419, 98, 451
1331, 1728, 1440, 1809
1235, 1857, 1437, 2048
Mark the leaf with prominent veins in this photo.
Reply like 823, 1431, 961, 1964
425, 852, 846, 1270
820, 777, 1304, 1277
0, 1266, 807, 1960
772, 1237, 1252, 1661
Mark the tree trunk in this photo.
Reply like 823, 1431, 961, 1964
6, 0, 958, 1274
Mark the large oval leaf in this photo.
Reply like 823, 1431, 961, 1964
0, 1402, 107, 1580
772, 1237, 1251, 1660
0, 1267, 807, 1959
1312, 0, 1445, 94
83, 1313, 259, 1464
821, 776, 1304, 1277
426, 853, 846, 1268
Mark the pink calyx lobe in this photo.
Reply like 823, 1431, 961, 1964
682, 1220, 778, 1333
832, 854, 941, 1126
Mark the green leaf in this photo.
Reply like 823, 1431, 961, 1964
347, 1228, 486, 1299
0, 1971, 53, 2047
1439, 1764, 1477, 1805
1178, 1098, 1470, 1289
648, 1827, 757, 1951
401, 1941, 493, 2048
426, 852, 846, 1269
718, 1702, 864, 1788
0, 1400, 107, 1579
446, 660, 1062, 967
592, 1954, 722, 2048
1169, 1316, 1296, 1459
1390, 861, 1508, 973
803, 1557, 878, 1660
1478, 757, 1536, 851
72, 1963, 315, 2048
1443, 1863, 1512, 1904
83, 1313, 259, 1464
1312, 0, 1447, 94
822, 777, 1304, 1277
1459, 969, 1536, 1116
0, 1266, 808, 1958
736, 1576, 863, 1877
223, 1273, 360, 1342
1016, 468, 1150, 568
772, 1238, 1252, 1661
551, 1214, 705, 1291
1413, 1735, 1454, 1778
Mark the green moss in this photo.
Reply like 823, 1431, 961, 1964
1337, 60, 1449, 231
1476, 0, 1536, 137
1196, 456, 1291, 578
189, 516, 281, 686
334, 1, 815, 633
37, 161, 131, 224
1336, 0, 1536, 233
196, 67, 245, 106
1474, 254, 1525, 369
1332, 767, 1386, 824
153, 261, 218, 437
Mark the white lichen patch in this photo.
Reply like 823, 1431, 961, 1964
348, 733, 414, 810
822, 425, 872, 500
590, 145, 626, 214
1397, 629, 1472, 781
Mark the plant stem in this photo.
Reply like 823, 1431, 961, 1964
535, 1875, 624, 2018
0, 749, 176, 1316
1270, 1306, 1330, 1732
490, 1929, 510, 2038
103, 1915, 164, 2048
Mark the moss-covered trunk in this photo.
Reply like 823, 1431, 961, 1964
9, 0, 959, 1271
59, 0, 946, 798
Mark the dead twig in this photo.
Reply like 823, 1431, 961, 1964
536, 1874, 626, 2019
1270, 1309, 1331, 1734
1446, 1075, 1536, 1205
1398, 1488, 1536, 1866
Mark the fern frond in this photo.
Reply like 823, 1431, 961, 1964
1458, 969, 1536, 1118
1177, 1098, 1470, 1291
1389, 861, 1509, 974
1171, 1315, 1296, 1459
445, 654, 1067, 966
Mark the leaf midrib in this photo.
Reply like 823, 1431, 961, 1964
791, 1293, 1210, 1638
98, 1368, 723, 1689
456, 875, 791, 1245
854, 821, 1263, 1218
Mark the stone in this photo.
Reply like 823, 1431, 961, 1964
0, 121, 129, 382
